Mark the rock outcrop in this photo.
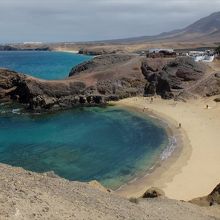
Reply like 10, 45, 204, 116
142, 187, 165, 198
0, 69, 106, 110
0, 44, 50, 51
0, 45, 18, 51
78, 48, 123, 56
0, 55, 219, 110
141, 57, 207, 99
0, 54, 146, 110
69, 54, 134, 76
191, 73, 220, 97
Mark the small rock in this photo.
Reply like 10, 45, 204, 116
142, 187, 165, 198
214, 97, 220, 102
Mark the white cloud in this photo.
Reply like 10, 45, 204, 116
0, 0, 220, 43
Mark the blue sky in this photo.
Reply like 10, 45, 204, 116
0, 0, 220, 43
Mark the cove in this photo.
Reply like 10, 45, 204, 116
0, 51, 92, 80
0, 105, 169, 189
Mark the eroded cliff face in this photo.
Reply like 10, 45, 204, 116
0, 54, 146, 110
0, 54, 219, 110
0, 69, 107, 110
141, 57, 209, 99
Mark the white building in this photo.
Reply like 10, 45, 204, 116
188, 50, 215, 63
23, 42, 42, 45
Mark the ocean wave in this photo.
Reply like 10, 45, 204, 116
160, 136, 177, 161
12, 108, 21, 114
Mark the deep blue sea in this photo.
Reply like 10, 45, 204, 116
0, 51, 91, 80
0, 51, 170, 189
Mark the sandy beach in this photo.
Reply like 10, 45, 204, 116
53, 48, 79, 54
115, 96, 220, 201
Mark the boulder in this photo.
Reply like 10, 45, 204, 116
142, 187, 165, 198
214, 97, 220, 102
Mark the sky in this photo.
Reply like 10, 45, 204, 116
0, 0, 220, 43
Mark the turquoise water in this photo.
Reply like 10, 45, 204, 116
0, 51, 170, 189
0, 105, 169, 189
0, 51, 91, 80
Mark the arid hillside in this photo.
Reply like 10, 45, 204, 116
0, 163, 219, 220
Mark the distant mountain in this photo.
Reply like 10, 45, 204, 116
107, 12, 220, 43
182, 12, 220, 34
159, 11, 220, 41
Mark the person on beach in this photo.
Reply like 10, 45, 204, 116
178, 123, 182, 128
150, 97, 153, 103
206, 105, 209, 109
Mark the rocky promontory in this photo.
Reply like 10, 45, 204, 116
0, 44, 50, 51
78, 47, 122, 56
0, 54, 219, 110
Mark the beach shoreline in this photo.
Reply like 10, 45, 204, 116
114, 96, 220, 201
53, 49, 79, 54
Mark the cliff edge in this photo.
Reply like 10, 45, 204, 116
0, 163, 218, 220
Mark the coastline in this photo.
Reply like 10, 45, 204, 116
114, 96, 220, 201
53, 49, 79, 54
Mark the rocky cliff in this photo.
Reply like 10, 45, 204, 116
0, 44, 50, 51
0, 55, 219, 110
0, 54, 146, 110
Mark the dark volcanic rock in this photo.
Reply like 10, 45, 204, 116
69, 54, 134, 76
0, 69, 26, 100
214, 97, 220, 102
142, 187, 165, 198
0, 55, 218, 111
164, 57, 206, 82
141, 57, 207, 99
70, 54, 146, 100
0, 45, 18, 51
191, 74, 220, 97
0, 69, 106, 110
0, 54, 145, 110
78, 48, 121, 56
0, 45, 50, 51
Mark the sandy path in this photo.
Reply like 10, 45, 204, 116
115, 96, 220, 201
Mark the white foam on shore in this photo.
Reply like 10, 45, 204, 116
160, 136, 177, 161
12, 108, 21, 114
116, 134, 178, 192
